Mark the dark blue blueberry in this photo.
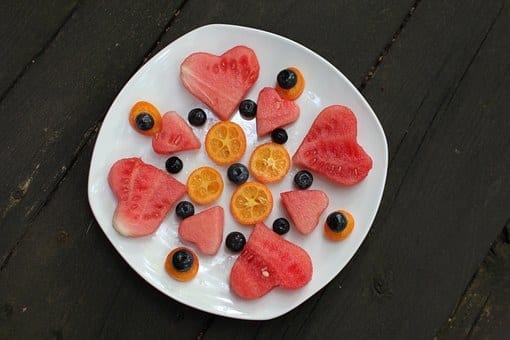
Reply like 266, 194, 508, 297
172, 249, 194, 271
326, 211, 348, 232
226, 231, 246, 252
165, 156, 183, 174
271, 128, 288, 144
272, 218, 290, 235
175, 201, 195, 219
227, 163, 249, 185
277, 69, 297, 89
188, 108, 207, 126
239, 99, 257, 119
294, 170, 313, 189
135, 113, 155, 130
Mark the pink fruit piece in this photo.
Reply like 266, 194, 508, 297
280, 190, 329, 235
256, 87, 300, 136
301, 105, 357, 142
293, 105, 373, 185
180, 45, 260, 121
152, 111, 201, 155
108, 158, 186, 237
178, 206, 224, 256
230, 223, 313, 299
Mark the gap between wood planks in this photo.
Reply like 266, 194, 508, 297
0, 2, 79, 104
358, 0, 422, 91
435, 220, 510, 339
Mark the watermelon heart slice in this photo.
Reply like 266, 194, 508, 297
280, 190, 329, 234
178, 206, 224, 255
230, 223, 313, 299
108, 158, 186, 237
256, 87, 300, 136
152, 111, 201, 155
180, 45, 260, 121
293, 105, 373, 186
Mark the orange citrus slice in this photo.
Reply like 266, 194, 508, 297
186, 166, 224, 205
129, 101, 162, 136
230, 181, 273, 225
205, 121, 247, 165
275, 67, 305, 101
249, 142, 291, 183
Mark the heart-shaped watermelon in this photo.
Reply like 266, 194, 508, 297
230, 223, 313, 299
293, 105, 373, 186
108, 158, 186, 237
180, 45, 260, 121
256, 87, 300, 136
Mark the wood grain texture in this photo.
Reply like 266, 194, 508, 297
0, 0, 185, 266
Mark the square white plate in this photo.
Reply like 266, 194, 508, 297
88, 24, 388, 320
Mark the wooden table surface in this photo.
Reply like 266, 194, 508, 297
1, 1, 509, 339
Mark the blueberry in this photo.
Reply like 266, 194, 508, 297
135, 113, 155, 130
175, 201, 194, 219
239, 99, 257, 119
272, 218, 290, 235
226, 231, 246, 252
165, 156, 183, 174
277, 69, 298, 89
227, 163, 249, 185
271, 128, 288, 144
326, 211, 348, 232
294, 170, 313, 189
172, 249, 194, 271
188, 108, 207, 126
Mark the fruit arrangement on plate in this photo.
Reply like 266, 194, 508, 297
107, 45, 373, 300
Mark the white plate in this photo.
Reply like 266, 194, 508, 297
88, 24, 388, 320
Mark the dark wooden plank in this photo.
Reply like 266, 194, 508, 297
436, 226, 510, 339
0, 0, 185, 265
261, 0, 510, 339
0, 0, 78, 96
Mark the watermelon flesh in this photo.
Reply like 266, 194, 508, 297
256, 87, 300, 136
108, 158, 186, 237
152, 111, 201, 155
293, 105, 373, 186
280, 190, 329, 234
180, 45, 260, 121
230, 223, 313, 299
178, 206, 224, 255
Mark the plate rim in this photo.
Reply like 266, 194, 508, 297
87, 23, 389, 320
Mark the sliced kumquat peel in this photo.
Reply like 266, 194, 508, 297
205, 121, 247, 165
186, 166, 224, 205
324, 210, 355, 241
129, 100, 162, 136
275, 67, 305, 101
164, 247, 199, 282
249, 142, 291, 183
230, 181, 273, 225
